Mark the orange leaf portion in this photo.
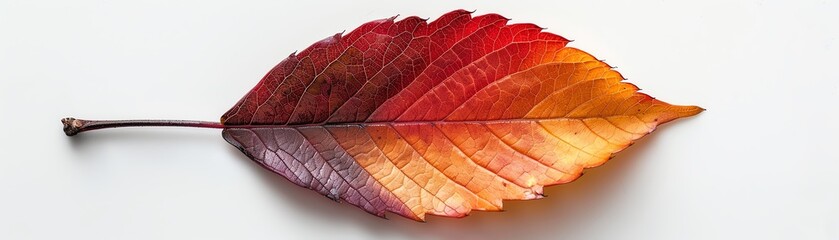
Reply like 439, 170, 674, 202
221, 10, 702, 221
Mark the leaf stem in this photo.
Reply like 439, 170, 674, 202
61, 117, 224, 136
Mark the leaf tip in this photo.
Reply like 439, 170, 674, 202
679, 105, 705, 117
652, 105, 704, 125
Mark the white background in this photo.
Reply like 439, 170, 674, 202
2, 0, 838, 239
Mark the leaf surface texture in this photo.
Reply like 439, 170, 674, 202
221, 10, 702, 220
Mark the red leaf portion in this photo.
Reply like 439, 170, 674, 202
221, 10, 569, 125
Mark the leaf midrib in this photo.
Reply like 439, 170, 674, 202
223, 115, 646, 129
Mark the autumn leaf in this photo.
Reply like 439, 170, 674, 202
63, 9, 702, 221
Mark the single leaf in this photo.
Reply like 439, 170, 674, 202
219, 10, 703, 221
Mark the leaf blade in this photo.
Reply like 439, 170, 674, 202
221, 10, 702, 220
